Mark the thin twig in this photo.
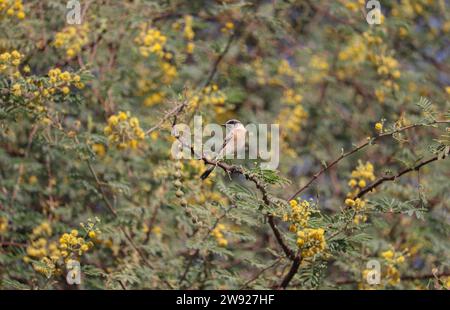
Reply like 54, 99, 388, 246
239, 258, 282, 289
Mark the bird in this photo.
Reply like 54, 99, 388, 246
200, 119, 247, 180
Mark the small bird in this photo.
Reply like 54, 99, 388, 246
200, 119, 247, 180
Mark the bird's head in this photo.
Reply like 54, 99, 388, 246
222, 119, 242, 127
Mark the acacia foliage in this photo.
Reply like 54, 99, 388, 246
0, 0, 449, 290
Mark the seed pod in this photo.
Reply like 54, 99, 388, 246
174, 180, 182, 188
175, 189, 184, 197
180, 198, 187, 207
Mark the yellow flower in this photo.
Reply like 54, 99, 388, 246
218, 238, 228, 247
296, 228, 326, 257
129, 117, 139, 128
92, 143, 106, 157
358, 180, 366, 188
445, 86, 450, 95
118, 111, 128, 121
108, 115, 119, 126
381, 250, 394, 260
345, 198, 355, 207
375, 122, 383, 133
0, 217, 8, 234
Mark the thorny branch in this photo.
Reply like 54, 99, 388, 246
287, 120, 450, 201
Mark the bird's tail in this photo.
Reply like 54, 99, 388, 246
200, 166, 215, 180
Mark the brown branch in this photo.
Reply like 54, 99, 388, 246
278, 252, 302, 289
356, 151, 449, 199
287, 120, 450, 201
174, 132, 297, 284
0, 242, 27, 248
268, 215, 295, 260
145, 100, 187, 135
202, 32, 237, 89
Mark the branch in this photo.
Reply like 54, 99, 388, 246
278, 252, 302, 289
287, 120, 450, 201
202, 32, 237, 89
174, 134, 297, 264
145, 100, 188, 135
356, 151, 449, 199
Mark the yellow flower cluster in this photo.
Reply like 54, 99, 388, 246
134, 24, 177, 84
136, 72, 168, 106
253, 58, 267, 85
48, 68, 85, 94
368, 52, 401, 101
92, 143, 106, 158
391, 0, 425, 19
283, 198, 326, 258
0, 217, 8, 233
0, 0, 25, 20
283, 199, 312, 232
135, 25, 167, 58
59, 218, 100, 258
363, 31, 383, 47
143, 223, 162, 238
282, 88, 303, 105
341, 0, 365, 12
178, 160, 227, 206
160, 61, 177, 84
346, 161, 375, 198
0, 50, 23, 77
345, 161, 376, 224
27, 219, 100, 278
144, 91, 165, 106
381, 248, 407, 286
221, 21, 234, 33
103, 111, 145, 150
337, 30, 400, 103
59, 229, 93, 258
211, 224, 228, 247
296, 228, 326, 258
371, 54, 401, 80
189, 84, 227, 113
277, 105, 307, 133
338, 36, 367, 64
23, 222, 62, 277
276, 105, 307, 158
184, 15, 195, 54
277, 59, 303, 84
309, 55, 329, 83
4, 63, 85, 120
53, 24, 89, 59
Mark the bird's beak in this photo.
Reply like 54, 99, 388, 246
221, 123, 226, 127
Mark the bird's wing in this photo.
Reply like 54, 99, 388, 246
216, 128, 235, 159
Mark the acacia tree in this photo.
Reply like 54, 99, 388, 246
0, 0, 449, 289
